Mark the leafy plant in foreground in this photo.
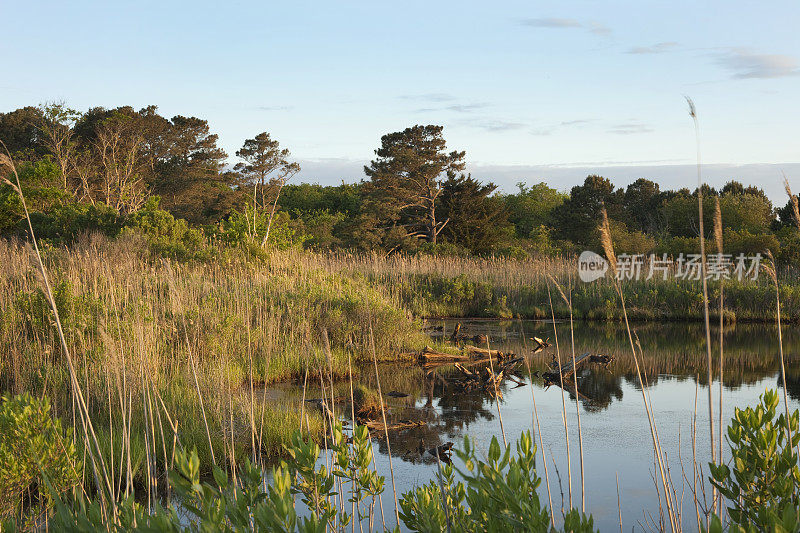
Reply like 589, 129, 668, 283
0, 393, 80, 527
707, 389, 800, 531
400, 431, 596, 532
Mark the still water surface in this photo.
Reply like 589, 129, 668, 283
302, 319, 800, 531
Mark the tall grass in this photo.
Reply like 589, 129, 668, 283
0, 231, 429, 482
305, 250, 800, 322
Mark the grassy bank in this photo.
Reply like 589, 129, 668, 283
2, 233, 799, 483
309, 252, 800, 322
0, 234, 429, 482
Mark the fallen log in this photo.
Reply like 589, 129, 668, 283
364, 419, 425, 433
463, 345, 513, 359
417, 346, 469, 364
531, 336, 551, 349
547, 352, 592, 377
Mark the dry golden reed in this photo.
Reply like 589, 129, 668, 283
784, 176, 800, 232
599, 205, 617, 278
713, 197, 723, 254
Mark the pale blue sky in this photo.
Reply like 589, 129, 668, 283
3, 1, 799, 198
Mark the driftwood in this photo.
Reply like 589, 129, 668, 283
449, 322, 488, 345
417, 346, 469, 364
589, 354, 614, 366
541, 352, 614, 386
451, 362, 505, 397
531, 336, 551, 350
462, 344, 512, 359
364, 418, 425, 433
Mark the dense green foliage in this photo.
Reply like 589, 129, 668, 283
3, 103, 797, 262
708, 389, 800, 530
29, 413, 594, 532
400, 432, 595, 532
0, 394, 79, 526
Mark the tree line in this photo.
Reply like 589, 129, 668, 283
1, 103, 798, 262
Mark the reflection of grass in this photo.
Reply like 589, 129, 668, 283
435, 319, 796, 390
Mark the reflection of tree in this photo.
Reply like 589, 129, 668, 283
448, 320, 795, 390
575, 368, 623, 412
781, 369, 800, 403
436, 388, 495, 431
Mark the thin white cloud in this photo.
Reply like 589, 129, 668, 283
588, 22, 612, 36
520, 17, 581, 28
413, 102, 489, 114
474, 119, 526, 132
398, 93, 455, 102
445, 103, 489, 113
717, 48, 799, 79
519, 17, 611, 36
628, 42, 678, 54
257, 105, 293, 111
608, 123, 654, 135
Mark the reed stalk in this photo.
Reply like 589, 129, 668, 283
686, 98, 717, 518
368, 323, 400, 528
0, 146, 116, 515
546, 283, 573, 511
519, 321, 555, 528
485, 336, 507, 447
599, 205, 678, 531
713, 196, 724, 519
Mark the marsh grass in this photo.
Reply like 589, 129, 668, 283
306, 249, 800, 322
0, 230, 427, 486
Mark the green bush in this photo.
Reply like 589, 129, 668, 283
0, 393, 80, 525
708, 389, 800, 529
49, 425, 594, 532
400, 432, 595, 532
126, 196, 210, 260
25, 202, 122, 241
215, 206, 306, 251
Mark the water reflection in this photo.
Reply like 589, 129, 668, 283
286, 319, 800, 530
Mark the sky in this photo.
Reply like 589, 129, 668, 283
2, 0, 799, 200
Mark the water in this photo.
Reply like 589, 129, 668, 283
300, 319, 800, 531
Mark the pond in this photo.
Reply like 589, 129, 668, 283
292, 319, 800, 531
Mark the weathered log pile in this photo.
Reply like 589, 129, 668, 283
444, 356, 525, 397
415, 344, 516, 366
362, 418, 425, 433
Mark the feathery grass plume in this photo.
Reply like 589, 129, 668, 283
599, 206, 617, 278
713, 194, 724, 497
0, 153, 19, 191
784, 176, 800, 232
713, 198, 722, 254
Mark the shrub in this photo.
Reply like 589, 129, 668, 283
0, 393, 80, 525
708, 389, 800, 529
126, 196, 209, 260
400, 432, 596, 532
